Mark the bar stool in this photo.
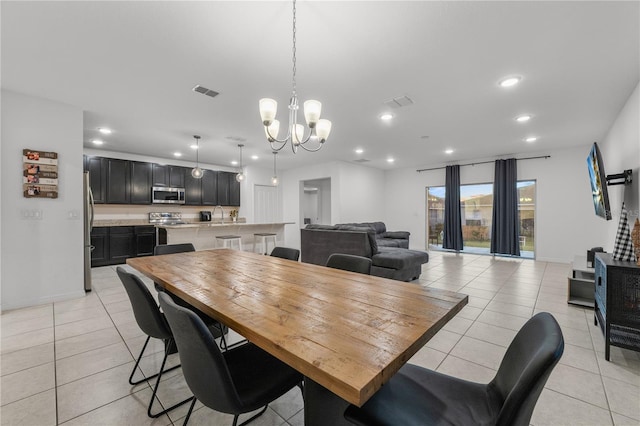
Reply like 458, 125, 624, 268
216, 235, 242, 250
253, 232, 277, 255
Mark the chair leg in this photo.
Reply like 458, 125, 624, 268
147, 339, 194, 418
182, 397, 198, 426
129, 335, 182, 385
235, 405, 268, 426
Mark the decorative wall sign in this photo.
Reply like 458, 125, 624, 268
23, 149, 58, 198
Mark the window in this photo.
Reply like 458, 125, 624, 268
426, 181, 535, 258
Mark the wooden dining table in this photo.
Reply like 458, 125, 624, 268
127, 248, 468, 425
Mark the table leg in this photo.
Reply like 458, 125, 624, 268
304, 378, 351, 426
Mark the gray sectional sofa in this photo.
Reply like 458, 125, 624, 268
300, 223, 429, 281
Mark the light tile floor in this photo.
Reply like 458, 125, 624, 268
1, 252, 639, 425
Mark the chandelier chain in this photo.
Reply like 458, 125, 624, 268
292, 0, 297, 96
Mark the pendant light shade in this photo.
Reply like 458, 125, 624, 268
191, 135, 203, 179
271, 151, 278, 186
235, 144, 245, 182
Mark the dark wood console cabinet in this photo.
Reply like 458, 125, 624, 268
594, 253, 640, 360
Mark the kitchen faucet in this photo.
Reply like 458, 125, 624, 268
212, 205, 224, 223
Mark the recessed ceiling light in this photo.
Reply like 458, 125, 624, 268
251, 155, 259, 160
386, 158, 395, 163
190, 144, 198, 150
355, 148, 364, 154
231, 160, 239, 166
92, 139, 103, 145
98, 127, 112, 134
445, 149, 454, 154
498, 76, 522, 88
380, 113, 394, 121
515, 114, 532, 123
174, 152, 182, 157
524, 136, 538, 143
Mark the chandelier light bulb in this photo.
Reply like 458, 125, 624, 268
292, 124, 304, 146
259, 98, 278, 125
236, 172, 245, 182
303, 100, 322, 127
265, 120, 280, 141
271, 176, 279, 186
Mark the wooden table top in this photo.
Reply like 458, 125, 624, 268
127, 249, 467, 406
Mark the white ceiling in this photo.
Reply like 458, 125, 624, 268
2, 1, 638, 171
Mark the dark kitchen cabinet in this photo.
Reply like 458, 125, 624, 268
152, 164, 185, 188
216, 171, 241, 207
184, 171, 203, 205
130, 161, 152, 204
85, 156, 107, 204
217, 171, 231, 206
169, 166, 186, 188
106, 159, 130, 204
109, 226, 135, 262
229, 174, 241, 206
152, 164, 170, 186
90, 227, 109, 266
84, 155, 240, 207
134, 226, 156, 256
90, 226, 156, 267
201, 169, 218, 205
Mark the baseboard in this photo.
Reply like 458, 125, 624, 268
0, 290, 87, 312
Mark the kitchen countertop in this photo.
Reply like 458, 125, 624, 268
93, 218, 249, 227
156, 221, 293, 229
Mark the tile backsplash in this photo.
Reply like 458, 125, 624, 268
94, 204, 239, 222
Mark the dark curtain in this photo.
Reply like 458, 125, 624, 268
443, 165, 464, 251
491, 158, 520, 256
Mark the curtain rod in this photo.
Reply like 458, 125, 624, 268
416, 155, 551, 173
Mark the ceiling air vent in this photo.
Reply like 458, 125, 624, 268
353, 158, 371, 163
383, 95, 414, 109
192, 85, 219, 98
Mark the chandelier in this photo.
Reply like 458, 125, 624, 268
259, 0, 332, 153
191, 135, 203, 179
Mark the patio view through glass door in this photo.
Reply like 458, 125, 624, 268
426, 181, 536, 258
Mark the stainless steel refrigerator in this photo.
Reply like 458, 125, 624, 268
83, 171, 95, 292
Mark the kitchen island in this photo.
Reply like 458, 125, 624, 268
155, 222, 295, 251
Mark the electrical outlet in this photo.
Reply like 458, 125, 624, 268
21, 209, 31, 220
68, 210, 79, 220
33, 209, 43, 220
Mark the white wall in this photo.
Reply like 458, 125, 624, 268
1, 90, 84, 310
384, 145, 613, 263
280, 161, 385, 249
599, 81, 640, 250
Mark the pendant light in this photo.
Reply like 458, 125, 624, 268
191, 135, 203, 179
271, 151, 279, 186
235, 144, 245, 182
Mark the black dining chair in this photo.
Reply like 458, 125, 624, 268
326, 253, 372, 275
158, 292, 304, 426
344, 312, 564, 426
153, 243, 227, 350
116, 267, 194, 418
270, 246, 300, 261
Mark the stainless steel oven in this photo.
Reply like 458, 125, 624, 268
152, 186, 185, 204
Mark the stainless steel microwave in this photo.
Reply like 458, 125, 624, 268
152, 186, 185, 204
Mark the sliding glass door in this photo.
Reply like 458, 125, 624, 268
426, 180, 535, 258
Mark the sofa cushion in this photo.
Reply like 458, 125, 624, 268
372, 247, 429, 270
383, 231, 410, 240
376, 239, 401, 248
335, 225, 379, 254
304, 224, 337, 230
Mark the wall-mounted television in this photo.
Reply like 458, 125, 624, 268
587, 142, 612, 220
